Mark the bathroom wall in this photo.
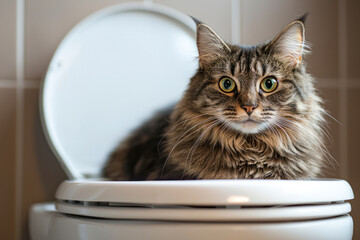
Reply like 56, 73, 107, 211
0, 0, 358, 239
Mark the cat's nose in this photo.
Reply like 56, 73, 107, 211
241, 105, 257, 116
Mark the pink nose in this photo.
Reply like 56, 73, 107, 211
241, 105, 257, 115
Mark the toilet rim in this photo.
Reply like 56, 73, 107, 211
55, 200, 351, 222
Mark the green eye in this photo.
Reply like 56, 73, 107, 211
260, 77, 278, 93
219, 77, 236, 93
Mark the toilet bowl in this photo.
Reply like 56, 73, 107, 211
29, 2, 354, 240
30, 179, 353, 240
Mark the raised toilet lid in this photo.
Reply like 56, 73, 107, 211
40, 2, 198, 179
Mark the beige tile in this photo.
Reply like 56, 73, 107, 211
317, 88, 341, 178
241, 0, 338, 79
348, 89, 360, 240
0, 0, 16, 79
155, 0, 232, 42
25, 0, 137, 81
21, 89, 67, 240
347, 0, 360, 79
0, 88, 16, 240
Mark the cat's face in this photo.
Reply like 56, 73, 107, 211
188, 17, 312, 135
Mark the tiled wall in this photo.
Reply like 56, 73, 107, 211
0, 0, 358, 239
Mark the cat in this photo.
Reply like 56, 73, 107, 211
103, 14, 330, 180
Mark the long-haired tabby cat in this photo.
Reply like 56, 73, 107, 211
104, 14, 329, 180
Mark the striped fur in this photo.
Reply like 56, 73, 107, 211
104, 15, 329, 180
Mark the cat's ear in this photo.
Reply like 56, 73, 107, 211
192, 17, 231, 68
266, 14, 309, 68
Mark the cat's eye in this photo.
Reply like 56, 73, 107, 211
260, 77, 278, 93
219, 77, 236, 93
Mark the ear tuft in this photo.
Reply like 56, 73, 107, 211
190, 16, 202, 26
297, 12, 309, 24
192, 18, 231, 68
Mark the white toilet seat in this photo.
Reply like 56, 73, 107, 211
55, 179, 353, 205
54, 179, 353, 222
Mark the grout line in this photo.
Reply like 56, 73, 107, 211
0, 79, 40, 88
0, 79, 17, 88
230, 0, 241, 44
338, 0, 348, 180
15, 0, 25, 239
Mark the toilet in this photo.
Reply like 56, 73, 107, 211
29, 2, 354, 240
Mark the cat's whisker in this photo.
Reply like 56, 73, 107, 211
186, 121, 216, 163
272, 121, 291, 142
260, 117, 283, 145
322, 110, 342, 126
220, 121, 234, 150
288, 128, 338, 168
277, 115, 331, 146
185, 120, 221, 176
289, 114, 334, 143
276, 116, 319, 144
267, 124, 283, 148
219, 121, 231, 151
157, 111, 226, 152
163, 114, 222, 146
162, 118, 217, 176
157, 113, 208, 152
269, 127, 282, 145
278, 114, 333, 143
271, 116, 317, 149
275, 115, 339, 168
275, 120, 324, 158
289, 123, 338, 168
212, 119, 238, 153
